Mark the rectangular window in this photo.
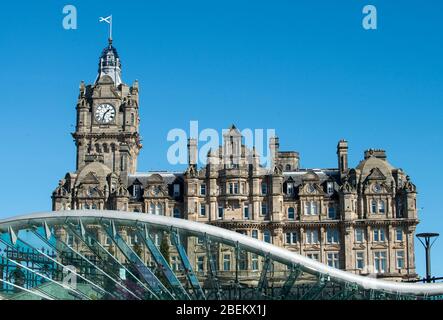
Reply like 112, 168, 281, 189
374, 251, 387, 273
307, 253, 319, 261
396, 250, 405, 269
373, 228, 386, 242
229, 183, 234, 194
261, 203, 268, 216
328, 206, 336, 219
304, 202, 310, 215
200, 184, 206, 196
288, 207, 295, 220
66, 233, 75, 246
251, 230, 258, 239
356, 252, 365, 270
261, 183, 267, 195
396, 228, 403, 242
243, 204, 249, 220
218, 206, 224, 219
233, 183, 239, 194
128, 233, 137, 246
327, 253, 339, 268
199, 203, 206, 216
286, 232, 298, 244
326, 229, 339, 244
197, 256, 204, 272
223, 254, 231, 271
173, 184, 180, 197
304, 201, 318, 215
312, 202, 318, 215
371, 200, 377, 213
154, 234, 160, 246
171, 256, 181, 272
263, 230, 272, 243
378, 200, 385, 213
355, 228, 364, 243
251, 254, 259, 271
306, 229, 319, 244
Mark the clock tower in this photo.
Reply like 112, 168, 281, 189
73, 39, 142, 179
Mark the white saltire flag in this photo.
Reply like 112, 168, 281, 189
99, 15, 113, 40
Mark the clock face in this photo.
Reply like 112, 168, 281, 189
373, 183, 382, 193
95, 103, 115, 124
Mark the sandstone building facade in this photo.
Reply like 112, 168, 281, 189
52, 40, 419, 281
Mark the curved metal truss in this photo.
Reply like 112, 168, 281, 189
0, 210, 442, 300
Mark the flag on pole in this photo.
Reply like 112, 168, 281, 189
99, 15, 113, 41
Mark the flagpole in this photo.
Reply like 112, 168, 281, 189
109, 15, 113, 41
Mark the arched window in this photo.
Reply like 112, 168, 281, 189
286, 164, 291, 171
288, 207, 295, 220
84, 203, 90, 210
173, 208, 181, 218
91, 204, 97, 210
149, 203, 155, 214
371, 200, 377, 213
378, 200, 385, 213
103, 143, 109, 153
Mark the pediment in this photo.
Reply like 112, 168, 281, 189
302, 170, 320, 182
81, 172, 100, 184
366, 167, 386, 181
146, 174, 164, 184
144, 184, 168, 198
300, 182, 324, 196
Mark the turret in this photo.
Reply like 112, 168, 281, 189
96, 39, 122, 86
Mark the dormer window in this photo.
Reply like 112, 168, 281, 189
286, 164, 291, 171
287, 183, 294, 196
327, 182, 334, 195
173, 184, 180, 197
132, 184, 141, 199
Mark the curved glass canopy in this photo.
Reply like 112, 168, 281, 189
0, 210, 442, 300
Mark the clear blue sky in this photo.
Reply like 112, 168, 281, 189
1, 0, 443, 278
